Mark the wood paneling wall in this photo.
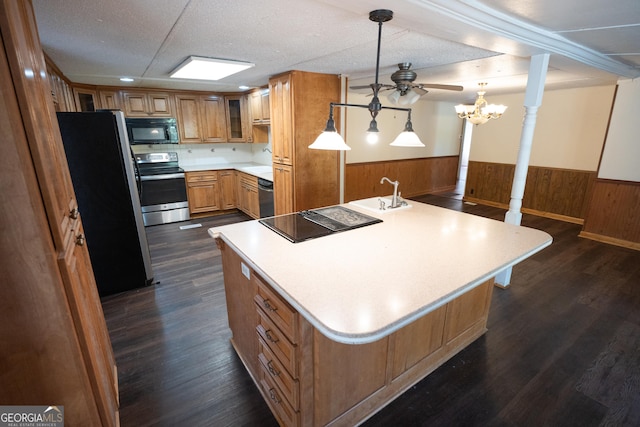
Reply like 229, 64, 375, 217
344, 156, 459, 202
580, 179, 640, 249
464, 161, 597, 223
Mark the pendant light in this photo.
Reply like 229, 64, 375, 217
309, 10, 425, 150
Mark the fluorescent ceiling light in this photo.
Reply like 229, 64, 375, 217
170, 56, 255, 81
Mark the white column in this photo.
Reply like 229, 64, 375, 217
495, 53, 549, 287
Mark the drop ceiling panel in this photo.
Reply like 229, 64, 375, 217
481, 0, 640, 30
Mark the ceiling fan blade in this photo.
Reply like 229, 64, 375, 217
413, 87, 428, 96
417, 83, 464, 91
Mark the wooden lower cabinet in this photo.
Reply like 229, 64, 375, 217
186, 171, 220, 213
237, 171, 260, 219
186, 169, 236, 215
273, 163, 293, 215
218, 241, 494, 427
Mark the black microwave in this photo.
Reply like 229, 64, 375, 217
125, 117, 179, 144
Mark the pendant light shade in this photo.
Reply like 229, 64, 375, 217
309, 130, 351, 150
389, 111, 425, 147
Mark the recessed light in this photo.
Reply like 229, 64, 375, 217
170, 56, 255, 81
238, 85, 250, 90
120, 77, 134, 82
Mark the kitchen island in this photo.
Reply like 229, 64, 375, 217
209, 199, 552, 426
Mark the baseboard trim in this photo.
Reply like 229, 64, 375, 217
578, 231, 640, 251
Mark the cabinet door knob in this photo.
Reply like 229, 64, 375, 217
69, 208, 79, 219
75, 233, 85, 246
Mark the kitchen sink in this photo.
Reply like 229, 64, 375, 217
348, 197, 412, 214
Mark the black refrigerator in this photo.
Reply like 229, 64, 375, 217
57, 110, 153, 296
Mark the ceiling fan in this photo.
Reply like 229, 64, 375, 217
351, 62, 463, 105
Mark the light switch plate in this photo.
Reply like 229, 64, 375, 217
241, 262, 250, 280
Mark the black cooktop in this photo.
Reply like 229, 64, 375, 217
259, 206, 382, 243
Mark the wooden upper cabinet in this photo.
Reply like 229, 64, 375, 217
73, 87, 98, 112
270, 74, 293, 165
98, 90, 121, 111
201, 95, 227, 142
250, 89, 270, 124
225, 94, 251, 143
121, 90, 173, 117
175, 93, 227, 143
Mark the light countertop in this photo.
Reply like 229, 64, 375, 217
209, 199, 552, 344
182, 162, 273, 181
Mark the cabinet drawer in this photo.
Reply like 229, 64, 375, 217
258, 337, 299, 409
186, 171, 218, 182
254, 275, 298, 343
256, 308, 297, 378
259, 362, 300, 427
238, 172, 258, 189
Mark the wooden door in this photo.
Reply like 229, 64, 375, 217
219, 170, 237, 209
186, 171, 220, 213
201, 95, 227, 142
274, 164, 294, 215
121, 90, 148, 116
73, 87, 98, 111
99, 90, 121, 110
146, 91, 173, 116
270, 74, 293, 165
225, 95, 250, 142
175, 94, 203, 143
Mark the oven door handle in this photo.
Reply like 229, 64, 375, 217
140, 173, 185, 181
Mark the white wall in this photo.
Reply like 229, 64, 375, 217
344, 92, 462, 164
598, 79, 640, 181
469, 85, 616, 171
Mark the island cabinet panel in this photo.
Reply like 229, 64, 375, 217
218, 240, 496, 427
217, 239, 259, 376
391, 305, 447, 379
312, 331, 389, 427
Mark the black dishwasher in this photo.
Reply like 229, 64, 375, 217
258, 178, 274, 218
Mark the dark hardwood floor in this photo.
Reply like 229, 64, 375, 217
101, 196, 640, 426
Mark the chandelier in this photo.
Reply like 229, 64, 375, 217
454, 83, 507, 125
309, 10, 425, 151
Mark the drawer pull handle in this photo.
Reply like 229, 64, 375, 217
265, 329, 279, 344
262, 298, 278, 312
268, 388, 281, 404
267, 360, 280, 376
75, 233, 85, 246
69, 208, 79, 219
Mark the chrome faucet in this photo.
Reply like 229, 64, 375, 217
380, 177, 402, 208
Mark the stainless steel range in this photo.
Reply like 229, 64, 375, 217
134, 152, 190, 226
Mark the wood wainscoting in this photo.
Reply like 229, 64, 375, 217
580, 179, 640, 250
344, 156, 459, 202
464, 161, 597, 224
